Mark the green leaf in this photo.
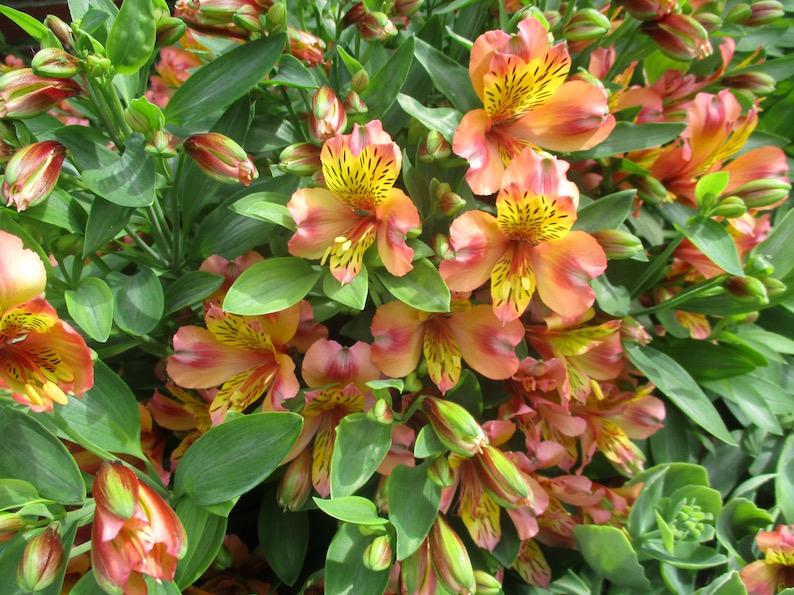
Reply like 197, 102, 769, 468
82, 134, 156, 207
82, 199, 132, 256
777, 436, 794, 524
323, 267, 368, 310
108, 267, 164, 336
641, 541, 727, 569
396, 94, 461, 141
331, 413, 392, 498
174, 496, 228, 589
0, 6, 48, 39
414, 38, 481, 113
266, 54, 318, 89
623, 343, 736, 445
694, 571, 747, 595
695, 172, 729, 211
336, 45, 364, 76
573, 525, 651, 590
259, 493, 309, 586
679, 216, 744, 277
0, 408, 85, 504
573, 190, 636, 233
229, 191, 296, 230
313, 495, 388, 525
326, 523, 390, 595
754, 206, 794, 279
569, 122, 688, 159
0, 479, 39, 510
174, 412, 302, 506
592, 275, 630, 317
657, 339, 760, 381
359, 37, 415, 119
105, 0, 155, 75
164, 271, 224, 315
50, 361, 143, 458
26, 187, 87, 233
445, 370, 482, 416
376, 258, 450, 313
65, 277, 114, 342
165, 34, 285, 126
716, 498, 772, 564
388, 462, 441, 560
414, 425, 445, 458
223, 257, 322, 315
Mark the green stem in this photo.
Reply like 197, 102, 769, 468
170, 153, 187, 270
146, 203, 172, 263
69, 540, 93, 559
123, 225, 170, 267
281, 87, 308, 142
91, 252, 114, 276
64, 500, 96, 528
70, 256, 84, 286
83, 76, 123, 149
629, 231, 685, 299
101, 81, 132, 139
630, 276, 726, 316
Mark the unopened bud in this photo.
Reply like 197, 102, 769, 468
183, 133, 259, 185
762, 276, 787, 297
359, 12, 397, 43
146, 130, 177, 158
0, 513, 30, 543
156, 17, 187, 47
643, 13, 713, 61
309, 86, 348, 142
419, 130, 451, 163
343, 91, 367, 115
721, 71, 776, 95
266, 3, 287, 32
368, 399, 394, 425
620, 315, 653, 345
2, 141, 66, 211
429, 515, 476, 595
363, 535, 392, 572
232, 5, 262, 33
725, 275, 769, 303
0, 69, 81, 119
427, 456, 454, 488
430, 233, 451, 261
694, 12, 723, 32
351, 69, 369, 93
288, 26, 326, 67
54, 233, 84, 256
563, 8, 611, 41
709, 196, 747, 218
279, 142, 322, 176
44, 15, 74, 50
32, 48, 81, 79
740, 0, 784, 26
619, 0, 678, 21
633, 174, 672, 204
474, 570, 503, 595
404, 371, 423, 393
470, 445, 529, 508
726, 4, 753, 22
85, 55, 111, 78
543, 10, 562, 29
125, 97, 164, 138
727, 178, 790, 209
212, 544, 234, 570
277, 448, 312, 511
17, 525, 65, 592
423, 397, 488, 457
591, 229, 644, 259
744, 255, 774, 277
343, 2, 367, 26
0, 139, 15, 164
394, 0, 424, 17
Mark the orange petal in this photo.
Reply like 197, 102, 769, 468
375, 188, 420, 278
440, 210, 508, 292
0, 230, 46, 312
490, 242, 535, 323
452, 109, 504, 196
450, 304, 524, 381
325, 214, 377, 285
288, 188, 356, 260
302, 339, 380, 391
371, 300, 425, 379
423, 317, 463, 394
469, 29, 511, 101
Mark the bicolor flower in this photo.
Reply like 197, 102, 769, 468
183, 132, 258, 186
453, 16, 615, 195
0, 231, 93, 412
167, 303, 302, 423
2, 141, 66, 211
440, 150, 606, 322
287, 120, 420, 284
371, 296, 524, 394
0, 68, 81, 119
91, 461, 187, 594
740, 524, 794, 594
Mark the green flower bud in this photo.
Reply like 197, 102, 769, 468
32, 48, 81, 79
351, 69, 369, 94
694, 11, 723, 32
17, 525, 65, 592
125, 97, 164, 138
279, 142, 322, 176
726, 4, 753, 23
427, 456, 454, 488
85, 55, 111, 78
761, 276, 787, 297
474, 569, 503, 595
471, 445, 529, 508
363, 535, 392, 572
44, 15, 74, 50
429, 515, 476, 595
266, 3, 287, 33
156, 17, 187, 47
727, 178, 790, 209
744, 255, 774, 277
725, 275, 769, 303
212, 544, 234, 570
368, 399, 394, 425
563, 8, 611, 42
423, 397, 488, 457
359, 12, 397, 44
741, 0, 785, 26
709, 196, 747, 218
591, 229, 644, 259
419, 130, 451, 163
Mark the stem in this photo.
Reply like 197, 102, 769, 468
146, 204, 172, 263
281, 87, 308, 142
631, 276, 726, 316
69, 541, 93, 559
83, 75, 123, 149
70, 256, 84, 286
629, 231, 685, 299
102, 81, 132, 139
91, 252, 114, 276
170, 153, 187, 270
124, 225, 170, 267
65, 500, 96, 528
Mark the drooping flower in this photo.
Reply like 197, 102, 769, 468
91, 461, 187, 594
287, 120, 420, 284
440, 149, 606, 322
0, 231, 93, 412
453, 16, 615, 195
371, 295, 524, 394
167, 303, 302, 423
740, 524, 794, 594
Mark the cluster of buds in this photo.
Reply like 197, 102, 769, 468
0, 69, 81, 119
431, 181, 465, 216
620, 0, 678, 21
309, 86, 348, 142
183, 132, 259, 185
344, 4, 399, 42
2, 141, 66, 211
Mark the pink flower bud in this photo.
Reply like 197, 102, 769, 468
17, 525, 65, 592
725, 275, 769, 303
721, 71, 776, 96
278, 142, 322, 176
368, 399, 394, 425
363, 535, 392, 571
0, 138, 15, 164
429, 515, 476, 595
643, 13, 713, 61
44, 15, 74, 50
694, 12, 723, 33
359, 12, 397, 43
394, 0, 424, 17
343, 2, 367, 26
288, 26, 326, 67
183, 132, 258, 185
2, 141, 66, 211
423, 397, 488, 457
277, 448, 313, 511
619, 0, 678, 21
0, 69, 81, 119
740, 0, 785, 26
309, 86, 348, 142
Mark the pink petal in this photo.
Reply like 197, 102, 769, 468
371, 300, 425, 379
449, 304, 523, 381
469, 29, 510, 101
0, 230, 46, 312
302, 339, 380, 391
501, 148, 580, 207
376, 188, 420, 277
440, 210, 508, 292
287, 188, 355, 260
453, 109, 505, 196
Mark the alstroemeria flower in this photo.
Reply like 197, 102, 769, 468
0, 231, 93, 412
167, 303, 302, 423
91, 461, 187, 594
453, 16, 615, 195
371, 296, 523, 394
440, 151, 606, 322
288, 120, 420, 284
741, 524, 794, 595
285, 339, 380, 497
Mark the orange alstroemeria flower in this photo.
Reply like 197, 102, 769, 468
0, 231, 93, 412
370, 296, 523, 394
453, 16, 616, 195
741, 524, 794, 595
440, 149, 606, 323
167, 303, 302, 423
288, 120, 420, 285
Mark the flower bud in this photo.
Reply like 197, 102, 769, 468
0, 513, 30, 543
277, 448, 312, 511
726, 178, 790, 209
183, 132, 259, 185
474, 570, 503, 595
761, 276, 787, 297
44, 15, 74, 50
591, 229, 644, 259
232, 5, 263, 33
54, 232, 84, 256
146, 130, 178, 158
429, 515, 476, 595
438, 191, 465, 217
563, 8, 611, 42
543, 10, 563, 30
0, 139, 15, 164
394, 0, 424, 17
363, 535, 392, 572
709, 196, 747, 218
470, 445, 529, 508
0, 120, 15, 143
309, 86, 348, 142
419, 130, 451, 163
726, 3, 753, 22
368, 399, 394, 425
427, 456, 454, 488
643, 13, 713, 61
725, 275, 769, 303
125, 97, 164, 138
343, 91, 368, 115
85, 55, 112, 78
620, 315, 652, 345
721, 71, 776, 96
288, 26, 326, 67
31, 48, 82, 79
17, 525, 65, 592
359, 12, 397, 43
403, 371, 423, 393
343, 2, 367, 26
279, 142, 322, 176
156, 17, 187, 47
422, 397, 488, 457
2, 141, 66, 211
358, 523, 388, 537
619, 0, 678, 21
351, 69, 369, 94
633, 174, 673, 204
694, 12, 723, 32
744, 255, 774, 277
430, 233, 451, 261
212, 544, 234, 570
266, 3, 287, 33
0, 69, 81, 119
740, 0, 785, 26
